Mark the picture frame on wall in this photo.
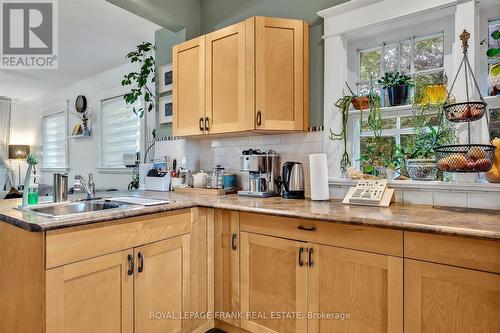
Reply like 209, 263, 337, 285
159, 64, 173, 93
159, 95, 173, 124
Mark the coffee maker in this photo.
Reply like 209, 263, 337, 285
238, 149, 280, 197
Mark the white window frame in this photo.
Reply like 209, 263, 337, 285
41, 110, 68, 170
351, 28, 450, 169
99, 95, 141, 170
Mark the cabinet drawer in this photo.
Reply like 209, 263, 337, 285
240, 212, 402, 256
46, 209, 191, 269
404, 232, 500, 273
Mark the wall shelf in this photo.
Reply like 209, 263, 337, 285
67, 134, 91, 139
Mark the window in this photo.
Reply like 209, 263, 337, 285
42, 112, 67, 168
101, 96, 140, 168
488, 19, 500, 95
354, 33, 446, 172
357, 33, 444, 97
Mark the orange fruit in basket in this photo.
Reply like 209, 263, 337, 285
466, 147, 487, 161
447, 153, 467, 170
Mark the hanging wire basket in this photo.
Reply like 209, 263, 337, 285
443, 101, 487, 122
435, 144, 495, 172
434, 30, 496, 173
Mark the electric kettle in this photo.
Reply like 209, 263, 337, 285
282, 161, 305, 199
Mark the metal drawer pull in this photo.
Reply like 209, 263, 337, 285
308, 248, 314, 267
138, 252, 144, 273
205, 117, 209, 131
199, 118, 204, 132
298, 247, 305, 267
127, 254, 134, 276
256, 111, 262, 126
297, 225, 316, 232
231, 233, 237, 251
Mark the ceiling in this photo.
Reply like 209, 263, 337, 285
0, 0, 160, 101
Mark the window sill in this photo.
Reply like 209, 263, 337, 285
96, 167, 133, 174
329, 178, 500, 193
39, 167, 70, 172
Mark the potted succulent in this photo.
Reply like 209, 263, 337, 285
378, 71, 413, 106
481, 28, 500, 95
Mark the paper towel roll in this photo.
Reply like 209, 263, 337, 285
309, 154, 329, 201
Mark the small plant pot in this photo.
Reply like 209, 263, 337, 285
387, 84, 409, 106
406, 159, 438, 181
351, 96, 370, 110
423, 84, 447, 105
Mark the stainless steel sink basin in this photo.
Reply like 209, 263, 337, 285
24, 200, 136, 218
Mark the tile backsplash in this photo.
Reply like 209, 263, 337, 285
154, 131, 499, 210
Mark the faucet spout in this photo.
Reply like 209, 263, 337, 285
74, 173, 96, 199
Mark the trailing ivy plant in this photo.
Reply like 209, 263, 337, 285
121, 42, 156, 117
330, 96, 354, 173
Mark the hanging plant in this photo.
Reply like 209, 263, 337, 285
330, 95, 354, 173
121, 42, 156, 117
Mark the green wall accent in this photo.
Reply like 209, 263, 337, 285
155, 28, 186, 138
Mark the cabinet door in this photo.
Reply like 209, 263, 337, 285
214, 210, 240, 327
206, 22, 251, 134
46, 251, 133, 333
134, 235, 191, 333
240, 232, 307, 333
173, 36, 206, 137
255, 16, 309, 131
307, 244, 403, 333
405, 259, 500, 333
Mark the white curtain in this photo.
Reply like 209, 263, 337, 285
0, 98, 14, 190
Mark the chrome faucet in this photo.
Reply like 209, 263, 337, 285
74, 173, 96, 199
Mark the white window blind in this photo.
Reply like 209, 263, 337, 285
42, 112, 67, 168
101, 96, 140, 168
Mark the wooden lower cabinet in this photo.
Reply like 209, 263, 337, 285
134, 235, 191, 333
45, 251, 134, 333
404, 259, 500, 333
240, 232, 308, 333
307, 244, 403, 333
214, 210, 241, 327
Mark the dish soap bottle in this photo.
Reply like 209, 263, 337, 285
28, 182, 39, 205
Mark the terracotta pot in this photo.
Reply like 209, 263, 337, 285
352, 96, 370, 110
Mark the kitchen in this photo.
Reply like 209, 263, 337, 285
1, 0, 500, 333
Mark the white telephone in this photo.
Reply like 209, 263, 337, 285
342, 179, 395, 207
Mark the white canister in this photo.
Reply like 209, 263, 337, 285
193, 171, 209, 188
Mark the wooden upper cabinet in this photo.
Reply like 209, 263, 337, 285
134, 235, 191, 333
45, 251, 133, 333
254, 16, 309, 131
307, 244, 403, 333
173, 36, 206, 137
172, 16, 309, 137
240, 232, 307, 333
206, 22, 250, 134
405, 259, 500, 333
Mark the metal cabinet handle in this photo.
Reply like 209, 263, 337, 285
199, 118, 204, 132
231, 233, 237, 251
205, 117, 209, 131
308, 248, 314, 267
127, 254, 134, 276
298, 225, 317, 232
298, 247, 305, 267
138, 252, 144, 273
256, 111, 262, 126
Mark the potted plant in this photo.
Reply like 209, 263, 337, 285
378, 71, 413, 106
481, 28, 500, 96
359, 138, 402, 180
398, 108, 454, 181
414, 72, 448, 105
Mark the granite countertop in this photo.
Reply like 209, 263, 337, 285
1, 190, 499, 241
